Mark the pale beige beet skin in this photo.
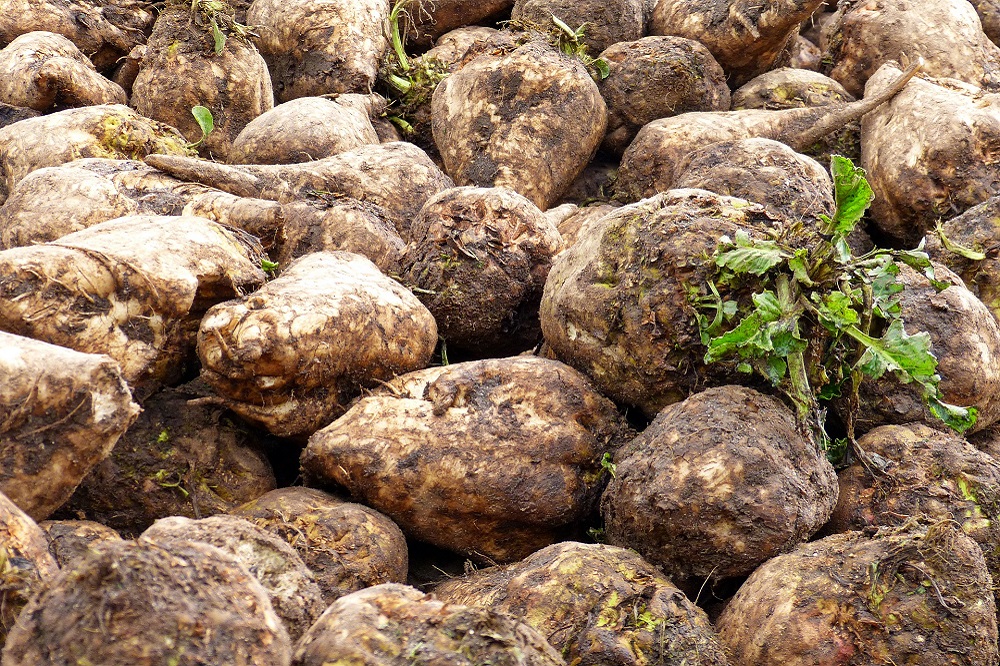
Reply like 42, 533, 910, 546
827, 423, 1000, 609
0, 31, 126, 111
0, 216, 266, 394
301, 356, 633, 563
603, 386, 838, 581
58, 384, 275, 535
597, 36, 729, 155
0, 491, 59, 647
145, 141, 455, 233
401, 186, 563, 356
131, 1, 273, 160
0, 158, 283, 249
434, 541, 728, 666
1, 538, 293, 666
822, 0, 1000, 97
432, 39, 607, 211
861, 63, 1000, 246
232, 487, 409, 604
0, 0, 155, 72
247, 0, 388, 102
716, 525, 999, 666
143, 515, 326, 643
0, 331, 139, 522
0, 104, 190, 205
229, 95, 380, 165
295, 584, 566, 666
198, 251, 438, 438
650, 0, 826, 87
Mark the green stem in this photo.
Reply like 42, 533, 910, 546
390, 0, 410, 72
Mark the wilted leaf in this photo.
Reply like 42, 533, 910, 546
829, 155, 874, 234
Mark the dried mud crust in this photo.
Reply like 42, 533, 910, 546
197, 251, 438, 438
0, 491, 58, 648
0, 0, 155, 72
142, 515, 326, 642
293, 583, 566, 666
827, 423, 1000, 605
57, 384, 276, 535
716, 524, 1000, 666
0, 331, 139, 522
512, 0, 645, 56
301, 356, 633, 563
131, 1, 273, 160
401, 186, 563, 356
597, 35, 729, 155
434, 541, 729, 666
603, 385, 838, 581
431, 39, 607, 210
232, 487, 409, 604
1, 538, 293, 666
540, 189, 783, 416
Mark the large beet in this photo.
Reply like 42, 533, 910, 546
401, 186, 563, 355
0, 331, 139, 521
603, 386, 838, 581
37, 519, 122, 569
293, 584, 566, 666
828, 423, 1000, 607
198, 251, 438, 438
232, 487, 409, 603
511, 0, 645, 56
59, 384, 275, 535
597, 36, 729, 155
0, 31, 126, 111
247, 0, 388, 102
434, 541, 728, 666
716, 524, 999, 666
540, 189, 777, 415
861, 62, 1000, 246
131, 0, 273, 160
301, 356, 632, 563
1, 538, 293, 665
432, 39, 607, 210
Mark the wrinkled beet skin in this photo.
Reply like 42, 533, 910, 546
602, 386, 838, 580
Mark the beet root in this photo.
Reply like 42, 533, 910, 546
716, 524, 999, 666
603, 386, 838, 581
232, 487, 409, 604
1, 538, 293, 665
0, 331, 139, 522
434, 541, 729, 666
301, 356, 632, 563
0, 491, 59, 647
432, 39, 607, 211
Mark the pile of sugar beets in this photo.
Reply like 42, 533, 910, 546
11, 0, 1000, 663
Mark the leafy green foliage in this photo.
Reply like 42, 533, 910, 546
378, 0, 450, 134
260, 258, 279, 274
186, 105, 214, 148
188, 0, 257, 54
549, 16, 610, 81
693, 156, 976, 460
